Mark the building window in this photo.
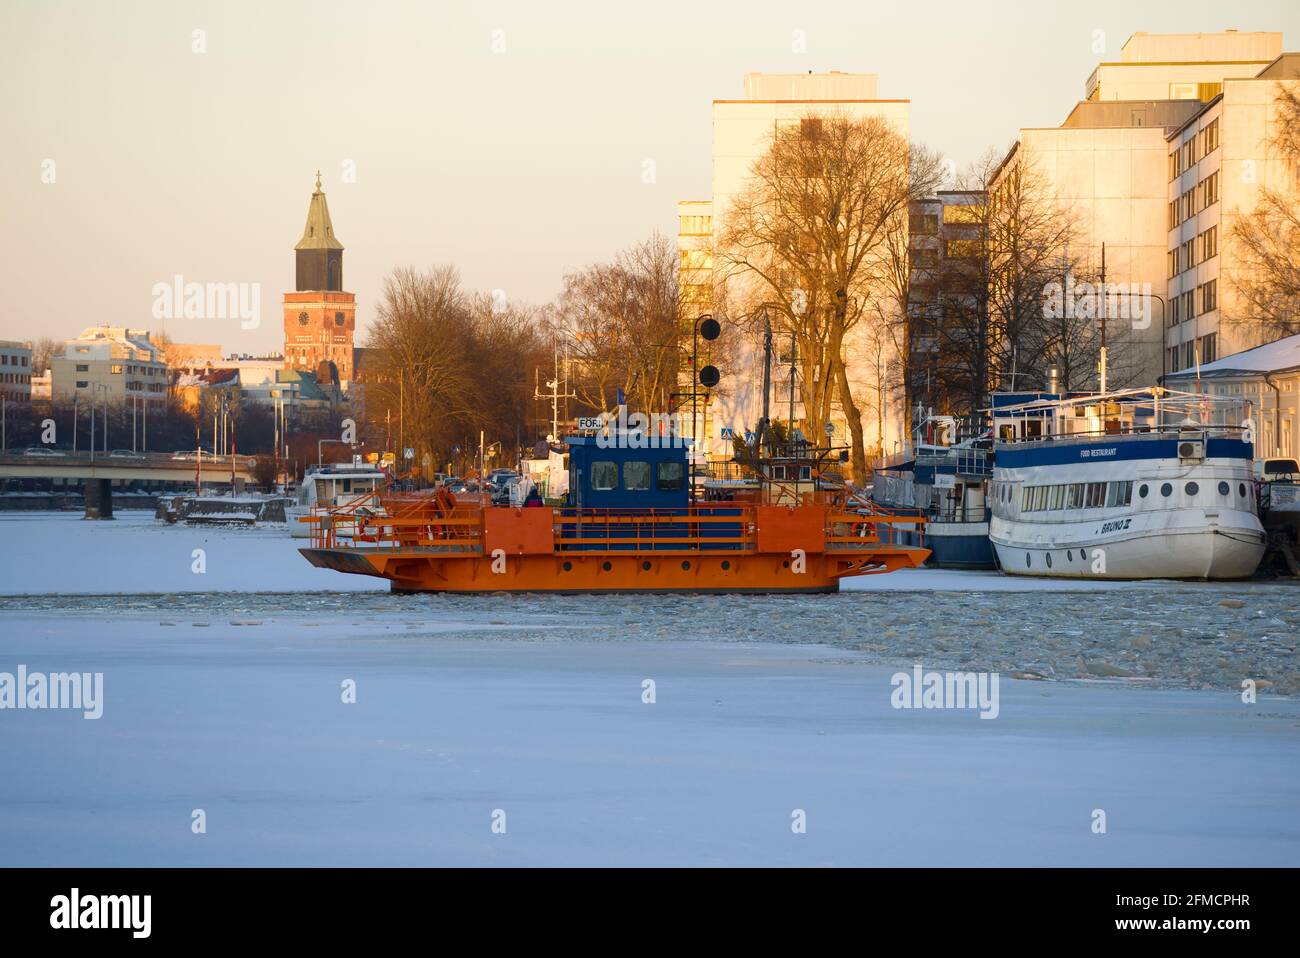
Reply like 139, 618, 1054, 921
1200, 226, 1217, 261
1201, 333, 1217, 364
76, 380, 88, 388
76, 364, 88, 372
1169, 82, 1197, 100
1200, 279, 1217, 314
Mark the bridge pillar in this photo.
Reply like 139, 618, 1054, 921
84, 478, 115, 520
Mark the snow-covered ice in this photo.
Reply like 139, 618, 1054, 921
1, 612, 1297, 867
0, 511, 1297, 866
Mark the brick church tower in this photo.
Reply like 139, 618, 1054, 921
283, 172, 356, 383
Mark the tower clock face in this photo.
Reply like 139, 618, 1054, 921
298, 312, 309, 325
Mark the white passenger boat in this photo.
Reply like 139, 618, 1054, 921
988, 389, 1266, 579
287, 462, 388, 539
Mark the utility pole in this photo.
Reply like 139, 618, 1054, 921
1099, 242, 1108, 394
534, 346, 575, 440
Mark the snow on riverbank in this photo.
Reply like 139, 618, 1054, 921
0, 511, 383, 595
1, 613, 1296, 867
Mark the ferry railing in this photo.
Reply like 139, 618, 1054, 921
307, 493, 926, 556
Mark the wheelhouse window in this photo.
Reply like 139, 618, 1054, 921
623, 461, 650, 491
656, 461, 685, 491
590, 461, 618, 491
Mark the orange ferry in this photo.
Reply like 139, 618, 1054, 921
299, 428, 927, 594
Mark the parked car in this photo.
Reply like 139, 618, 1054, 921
447, 480, 479, 495
21, 446, 67, 457
109, 449, 144, 460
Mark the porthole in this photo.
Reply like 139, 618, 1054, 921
1185, 481, 1199, 496
1046, 553, 1053, 568
1067, 550, 1073, 561
1025, 552, 1032, 568
602, 561, 612, 572
562, 561, 572, 572
1138, 484, 1149, 498
721, 560, 731, 570
1218, 481, 1230, 496
1160, 483, 1173, 497
641, 560, 651, 571
1239, 483, 1247, 498
681, 560, 691, 571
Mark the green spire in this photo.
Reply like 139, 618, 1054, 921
295, 171, 344, 251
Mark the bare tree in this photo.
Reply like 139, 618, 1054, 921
1228, 86, 1300, 342
719, 112, 919, 478
552, 232, 680, 416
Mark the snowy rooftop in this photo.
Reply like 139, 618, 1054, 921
1164, 332, 1300, 378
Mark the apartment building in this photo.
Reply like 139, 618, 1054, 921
0, 341, 33, 402
49, 327, 168, 407
996, 30, 1281, 391
1165, 52, 1300, 373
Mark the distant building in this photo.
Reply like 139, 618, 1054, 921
0, 340, 33, 402
1164, 331, 1300, 460
284, 173, 357, 386
907, 191, 986, 414
163, 342, 223, 372
30, 369, 51, 402
49, 327, 167, 408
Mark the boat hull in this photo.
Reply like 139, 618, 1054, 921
299, 546, 927, 594
990, 510, 1265, 580
926, 521, 997, 570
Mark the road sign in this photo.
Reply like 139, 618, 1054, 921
404, 447, 414, 460
577, 417, 603, 430
824, 422, 835, 436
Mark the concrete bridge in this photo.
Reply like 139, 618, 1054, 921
0, 450, 261, 517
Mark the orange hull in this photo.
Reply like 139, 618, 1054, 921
299, 545, 929, 594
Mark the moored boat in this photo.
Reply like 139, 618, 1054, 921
288, 461, 389, 538
299, 424, 929, 593
988, 388, 1266, 579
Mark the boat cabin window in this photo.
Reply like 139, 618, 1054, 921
656, 461, 684, 491
590, 461, 618, 491
1086, 482, 1106, 508
623, 461, 651, 491
998, 424, 1016, 441
1024, 419, 1043, 439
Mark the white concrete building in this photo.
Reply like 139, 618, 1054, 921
50, 327, 168, 408
1165, 52, 1300, 373
0, 341, 33, 403
677, 72, 911, 465
997, 30, 1283, 391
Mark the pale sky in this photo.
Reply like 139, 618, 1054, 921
2, 0, 1297, 354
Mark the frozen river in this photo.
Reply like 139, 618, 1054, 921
0, 511, 1297, 865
